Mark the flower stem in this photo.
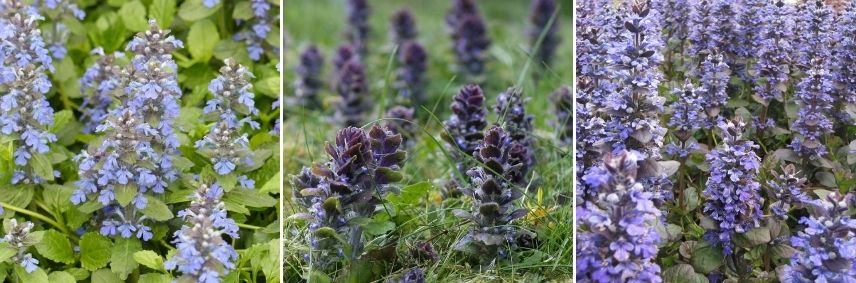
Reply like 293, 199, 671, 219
0, 201, 77, 241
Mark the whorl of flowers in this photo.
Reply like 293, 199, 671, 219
31, 0, 85, 60
233, 0, 276, 61
345, 0, 370, 56
794, 0, 835, 68
333, 58, 368, 127
0, 7, 57, 185
446, 0, 490, 78
165, 183, 239, 283
668, 79, 706, 142
527, 0, 561, 66
332, 44, 359, 72
736, 0, 766, 59
686, 0, 739, 60
703, 118, 763, 255
72, 20, 183, 241
0, 219, 39, 273
781, 192, 856, 282
79, 47, 124, 133
395, 41, 427, 106
552, 85, 572, 145
789, 60, 835, 159
384, 105, 415, 146
601, 1, 666, 159
453, 126, 529, 261
577, 150, 662, 283
494, 87, 534, 170
292, 125, 406, 266
767, 164, 810, 220
698, 50, 730, 123
442, 84, 487, 159
835, 6, 856, 106
389, 8, 417, 47
294, 44, 325, 108
752, 0, 796, 103
655, 0, 689, 43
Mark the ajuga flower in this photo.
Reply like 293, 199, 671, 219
442, 84, 487, 173
833, 5, 856, 122
0, 8, 57, 185
233, 0, 276, 61
80, 47, 124, 133
551, 85, 572, 145
494, 87, 534, 170
790, 60, 835, 159
767, 164, 810, 220
73, 20, 183, 241
389, 8, 417, 47
794, 0, 835, 68
397, 268, 425, 283
292, 126, 406, 269
703, 118, 763, 255
165, 183, 239, 283
446, 0, 490, 78
527, 0, 561, 66
345, 0, 370, 56
577, 150, 662, 283
385, 106, 415, 146
698, 50, 730, 123
395, 41, 427, 106
736, 0, 766, 59
0, 219, 39, 273
655, 0, 689, 43
334, 58, 368, 127
332, 44, 359, 72
668, 79, 706, 141
753, 0, 796, 103
453, 126, 530, 263
781, 192, 856, 282
294, 45, 325, 109
32, 0, 85, 60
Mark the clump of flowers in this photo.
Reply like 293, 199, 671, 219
767, 164, 810, 219
446, 0, 490, 78
442, 84, 487, 174
494, 87, 534, 171
79, 47, 124, 133
794, 0, 835, 69
666, 79, 705, 159
345, 0, 370, 56
698, 50, 730, 124
453, 126, 530, 264
292, 125, 406, 270
753, 0, 796, 103
294, 45, 325, 109
552, 85, 571, 145
165, 182, 239, 282
0, 8, 57, 185
781, 192, 856, 282
395, 41, 427, 106
389, 8, 417, 47
72, 20, 183, 241
29, 0, 85, 60
703, 118, 763, 255
333, 58, 368, 127
577, 150, 662, 282
0, 219, 39, 273
527, 0, 561, 66
233, 0, 277, 61
790, 59, 834, 159
687, 0, 739, 62
197, 58, 258, 180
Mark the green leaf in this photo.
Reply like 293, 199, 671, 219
65, 268, 90, 281
133, 250, 165, 271
187, 19, 219, 61
662, 264, 708, 283
259, 171, 280, 194
141, 196, 174, 221
35, 230, 75, 264
149, 0, 176, 28
691, 243, 724, 274
232, 1, 253, 20
14, 266, 48, 283
50, 110, 74, 135
118, 1, 148, 32
139, 273, 172, 283
254, 76, 280, 98
42, 184, 73, 213
225, 189, 277, 208
213, 39, 243, 61
47, 271, 77, 283
114, 184, 137, 207
90, 268, 120, 283
178, 0, 220, 22
0, 185, 34, 209
80, 233, 113, 271
0, 243, 17, 262
30, 153, 54, 181
361, 220, 395, 236
387, 182, 432, 206
111, 238, 141, 280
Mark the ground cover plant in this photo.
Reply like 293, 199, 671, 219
577, 0, 856, 282
283, 0, 572, 281
0, 0, 281, 282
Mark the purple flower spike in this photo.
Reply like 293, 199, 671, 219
395, 41, 427, 105
384, 106, 416, 146
698, 50, 730, 124
294, 45, 325, 109
345, 0, 370, 56
334, 59, 368, 127
0, 220, 39, 273
527, 0, 561, 66
80, 48, 124, 133
552, 86, 572, 145
753, 0, 796, 103
789, 59, 835, 159
782, 192, 856, 282
767, 164, 810, 219
442, 84, 488, 159
389, 8, 417, 47
703, 117, 763, 255
494, 87, 534, 171
447, 0, 490, 78
668, 79, 706, 142
577, 150, 662, 283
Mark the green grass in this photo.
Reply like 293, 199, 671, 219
284, 0, 573, 281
